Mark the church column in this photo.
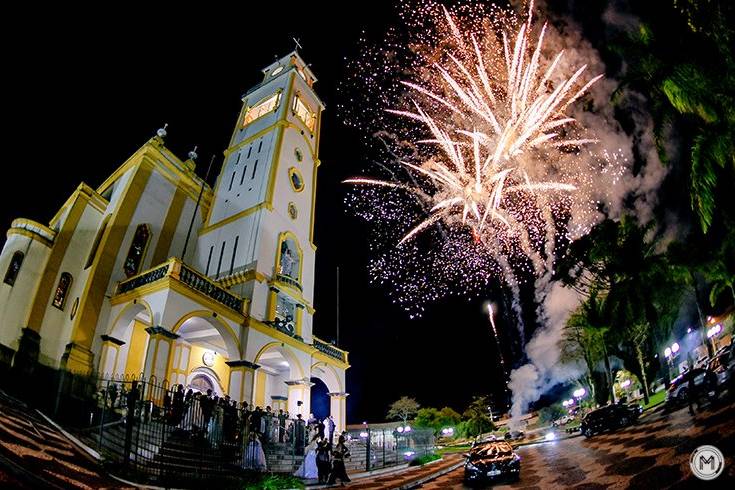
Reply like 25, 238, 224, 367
98, 335, 125, 377
329, 392, 349, 434
285, 379, 312, 418
226, 360, 259, 403
142, 326, 178, 381
168, 341, 192, 387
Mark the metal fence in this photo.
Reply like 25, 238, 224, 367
344, 426, 436, 472
0, 367, 435, 485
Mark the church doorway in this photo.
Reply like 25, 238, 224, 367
169, 313, 240, 394
310, 377, 330, 420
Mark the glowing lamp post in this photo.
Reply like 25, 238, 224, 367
573, 388, 586, 399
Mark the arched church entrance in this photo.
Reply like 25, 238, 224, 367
99, 301, 153, 377
254, 343, 305, 416
169, 312, 240, 393
310, 377, 330, 420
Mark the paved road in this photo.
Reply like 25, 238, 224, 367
419, 399, 735, 489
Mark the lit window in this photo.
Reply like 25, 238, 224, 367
243, 93, 281, 126
292, 95, 316, 132
52, 272, 73, 310
275, 293, 297, 334
3, 251, 24, 286
124, 224, 151, 277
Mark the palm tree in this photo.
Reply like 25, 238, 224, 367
609, 1, 735, 233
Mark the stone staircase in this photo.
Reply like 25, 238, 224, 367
263, 442, 304, 473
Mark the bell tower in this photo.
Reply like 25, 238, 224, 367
196, 51, 323, 342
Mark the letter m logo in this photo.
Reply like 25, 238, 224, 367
699, 455, 716, 471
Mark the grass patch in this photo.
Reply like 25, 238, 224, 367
409, 453, 442, 466
436, 445, 470, 455
243, 473, 305, 490
642, 391, 666, 410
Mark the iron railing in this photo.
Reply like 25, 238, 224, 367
115, 258, 244, 314
117, 263, 171, 294
275, 273, 303, 292
313, 337, 348, 363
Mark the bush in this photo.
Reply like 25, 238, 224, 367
408, 453, 441, 466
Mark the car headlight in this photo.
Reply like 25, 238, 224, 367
465, 462, 479, 472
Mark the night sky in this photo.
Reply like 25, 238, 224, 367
2, 1, 701, 422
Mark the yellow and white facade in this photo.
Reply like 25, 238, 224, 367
0, 51, 348, 431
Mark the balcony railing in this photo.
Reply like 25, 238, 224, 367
275, 273, 303, 292
117, 262, 171, 294
313, 336, 348, 363
115, 258, 244, 314
179, 263, 244, 313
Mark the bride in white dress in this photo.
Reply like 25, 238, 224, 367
243, 432, 267, 471
294, 427, 319, 479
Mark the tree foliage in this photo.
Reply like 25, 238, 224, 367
387, 396, 420, 424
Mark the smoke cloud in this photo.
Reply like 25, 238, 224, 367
508, 3, 669, 423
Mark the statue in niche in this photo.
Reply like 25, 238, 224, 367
279, 241, 297, 279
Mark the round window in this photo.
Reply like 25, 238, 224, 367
294, 148, 303, 162
289, 167, 304, 192
288, 202, 298, 220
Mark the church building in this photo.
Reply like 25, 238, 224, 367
0, 51, 349, 431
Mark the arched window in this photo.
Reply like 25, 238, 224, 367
123, 224, 151, 277
3, 251, 24, 286
86, 215, 110, 269
52, 272, 73, 310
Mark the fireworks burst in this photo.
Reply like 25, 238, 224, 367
342, 0, 626, 316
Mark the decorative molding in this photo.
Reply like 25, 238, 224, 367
144, 326, 179, 340
100, 335, 125, 346
226, 359, 260, 370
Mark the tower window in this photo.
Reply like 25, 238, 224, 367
230, 236, 239, 275
228, 172, 235, 191
123, 224, 151, 277
288, 167, 304, 192
3, 251, 24, 286
275, 292, 297, 335
216, 241, 226, 279
247, 146, 252, 159
243, 92, 281, 126
258, 140, 263, 153
52, 272, 73, 310
252, 160, 258, 179
205, 245, 214, 275
292, 95, 316, 132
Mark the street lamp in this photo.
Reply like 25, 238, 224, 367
671, 342, 680, 354
620, 379, 631, 388
664, 347, 672, 358
573, 388, 586, 399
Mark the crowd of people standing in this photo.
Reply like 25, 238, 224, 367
98, 381, 350, 482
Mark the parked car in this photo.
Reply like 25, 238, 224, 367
665, 368, 719, 407
504, 429, 525, 440
464, 440, 521, 484
580, 403, 639, 438
708, 348, 734, 387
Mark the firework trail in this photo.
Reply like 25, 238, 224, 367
486, 302, 508, 379
342, 0, 627, 316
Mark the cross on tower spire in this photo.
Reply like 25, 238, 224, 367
292, 37, 303, 51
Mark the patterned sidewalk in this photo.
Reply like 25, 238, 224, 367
417, 398, 735, 489
0, 389, 134, 489
337, 453, 463, 489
